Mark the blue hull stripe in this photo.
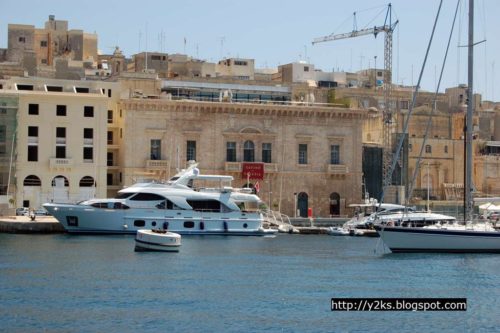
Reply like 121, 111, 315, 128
135, 238, 179, 248
66, 229, 274, 236
390, 248, 500, 253
375, 226, 500, 238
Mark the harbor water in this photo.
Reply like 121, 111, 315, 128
1, 233, 500, 332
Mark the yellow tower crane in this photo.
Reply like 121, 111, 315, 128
313, 3, 399, 189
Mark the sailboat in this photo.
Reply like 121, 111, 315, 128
376, 0, 500, 253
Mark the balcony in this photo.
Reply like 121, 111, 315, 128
146, 159, 169, 169
327, 164, 348, 175
225, 162, 241, 172
264, 163, 278, 173
50, 158, 73, 168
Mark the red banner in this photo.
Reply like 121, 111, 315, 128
242, 162, 264, 180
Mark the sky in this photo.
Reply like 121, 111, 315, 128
1, 0, 500, 101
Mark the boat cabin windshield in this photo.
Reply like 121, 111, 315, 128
115, 192, 135, 199
236, 201, 261, 212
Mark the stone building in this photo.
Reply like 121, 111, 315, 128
7, 15, 98, 73
0, 77, 120, 209
117, 99, 366, 217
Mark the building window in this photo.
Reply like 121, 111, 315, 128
330, 145, 340, 164
76, 87, 90, 93
107, 131, 113, 145
56, 127, 66, 138
28, 126, 38, 137
56, 105, 66, 116
226, 142, 236, 162
0, 125, 6, 155
107, 152, 114, 166
40, 40, 47, 47
234, 60, 248, 66
243, 140, 255, 162
298, 144, 308, 164
425, 145, 432, 153
19, 36, 25, 43
400, 100, 409, 110
84, 106, 94, 117
56, 146, 66, 158
107, 110, 113, 123
187, 140, 196, 161
28, 104, 39, 115
107, 173, 113, 186
444, 145, 448, 154
83, 147, 93, 162
56, 127, 66, 158
84, 128, 93, 139
150, 139, 161, 160
28, 146, 38, 161
304, 66, 309, 72
262, 143, 272, 163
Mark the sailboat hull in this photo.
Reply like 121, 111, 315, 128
375, 226, 500, 253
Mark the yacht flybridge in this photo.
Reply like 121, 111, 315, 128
43, 163, 279, 236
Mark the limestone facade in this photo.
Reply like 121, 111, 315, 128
0, 77, 120, 209
118, 99, 366, 217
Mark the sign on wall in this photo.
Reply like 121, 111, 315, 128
242, 162, 264, 180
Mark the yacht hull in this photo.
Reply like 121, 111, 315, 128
375, 226, 500, 253
44, 203, 277, 236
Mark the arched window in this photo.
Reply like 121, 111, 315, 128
329, 192, 341, 216
297, 192, 308, 218
79, 176, 95, 187
243, 140, 255, 162
52, 175, 69, 187
23, 175, 41, 186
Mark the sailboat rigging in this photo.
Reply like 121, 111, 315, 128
376, 0, 500, 253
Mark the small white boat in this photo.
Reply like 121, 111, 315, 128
328, 226, 367, 236
327, 226, 350, 236
135, 229, 181, 252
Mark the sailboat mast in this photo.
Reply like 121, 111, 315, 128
465, 0, 474, 221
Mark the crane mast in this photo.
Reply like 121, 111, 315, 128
313, 4, 399, 192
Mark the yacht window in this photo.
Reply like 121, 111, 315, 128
91, 202, 109, 208
134, 220, 146, 227
113, 202, 130, 209
115, 192, 135, 199
155, 200, 174, 210
130, 193, 165, 201
187, 200, 221, 212
183, 221, 195, 228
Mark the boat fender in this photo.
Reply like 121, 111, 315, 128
163, 221, 169, 230
223, 221, 228, 232
200, 221, 205, 230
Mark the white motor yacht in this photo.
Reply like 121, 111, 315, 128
44, 163, 277, 236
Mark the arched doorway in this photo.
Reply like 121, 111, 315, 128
79, 176, 96, 200
23, 175, 41, 208
297, 192, 308, 217
52, 175, 69, 203
330, 192, 341, 216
